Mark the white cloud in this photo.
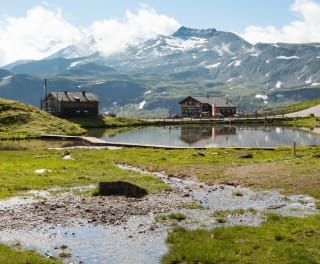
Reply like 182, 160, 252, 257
0, 5, 179, 66
89, 6, 180, 57
241, 0, 320, 43
0, 6, 82, 66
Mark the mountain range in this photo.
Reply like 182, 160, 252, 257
1, 26, 320, 117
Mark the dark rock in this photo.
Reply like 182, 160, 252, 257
98, 181, 148, 198
237, 153, 253, 158
267, 204, 286, 209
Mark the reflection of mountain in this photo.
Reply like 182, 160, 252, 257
180, 125, 236, 144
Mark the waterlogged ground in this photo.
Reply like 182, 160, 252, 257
0, 165, 318, 263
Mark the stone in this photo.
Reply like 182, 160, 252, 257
236, 153, 253, 158
98, 181, 148, 198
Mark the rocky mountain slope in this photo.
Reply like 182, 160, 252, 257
1, 26, 320, 117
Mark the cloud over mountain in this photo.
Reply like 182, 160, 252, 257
1, 1, 320, 66
0, 5, 180, 66
0, 6, 82, 66
241, 0, 320, 43
88, 5, 180, 57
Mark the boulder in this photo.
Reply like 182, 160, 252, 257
236, 153, 253, 158
98, 181, 148, 198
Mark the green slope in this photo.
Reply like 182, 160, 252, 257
261, 97, 320, 116
0, 98, 86, 139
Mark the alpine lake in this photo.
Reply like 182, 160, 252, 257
88, 124, 320, 148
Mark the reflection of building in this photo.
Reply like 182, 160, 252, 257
41, 91, 99, 117
180, 125, 236, 144
179, 96, 236, 117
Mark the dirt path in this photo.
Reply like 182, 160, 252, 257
286, 104, 320, 117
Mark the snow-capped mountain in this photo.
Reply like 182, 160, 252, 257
2, 26, 320, 116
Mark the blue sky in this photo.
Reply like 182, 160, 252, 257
1, 0, 320, 66
1, 0, 302, 31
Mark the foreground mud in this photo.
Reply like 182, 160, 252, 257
0, 189, 188, 231
0, 166, 319, 263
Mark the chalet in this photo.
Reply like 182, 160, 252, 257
41, 91, 99, 117
179, 96, 236, 117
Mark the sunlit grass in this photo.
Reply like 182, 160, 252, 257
0, 243, 61, 264
162, 214, 320, 263
0, 148, 170, 199
0, 98, 85, 139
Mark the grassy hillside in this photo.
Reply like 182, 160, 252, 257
261, 97, 320, 116
0, 98, 86, 139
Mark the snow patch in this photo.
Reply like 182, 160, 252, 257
68, 60, 84, 68
144, 90, 151, 95
205, 62, 221, 69
276, 56, 299, 60
265, 72, 270, 77
266, 59, 270, 63
311, 83, 320, 86
0, 75, 13, 86
227, 60, 241, 67
276, 93, 284, 98
212, 43, 232, 56
2, 75, 13, 80
255, 94, 268, 100
144, 40, 161, 50
165, 37, 207, 52
250, 53, 260, 57
138, 100, 146, 110
275, 81, 283, 89
305, 76, 312, 84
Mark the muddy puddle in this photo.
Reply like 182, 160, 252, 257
0, 165, 318, 263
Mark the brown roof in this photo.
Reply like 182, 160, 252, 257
47, 91, 99, 102
179, 96, 235, 107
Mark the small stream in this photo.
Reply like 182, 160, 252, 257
0, 165, 318, 263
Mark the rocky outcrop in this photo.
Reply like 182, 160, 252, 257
98, 181, 148, 198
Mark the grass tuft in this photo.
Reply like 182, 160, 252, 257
162, 214, 320, 264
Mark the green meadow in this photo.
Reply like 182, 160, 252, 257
0, 97, 319, 263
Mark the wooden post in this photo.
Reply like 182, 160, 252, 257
293, 141, 296, 156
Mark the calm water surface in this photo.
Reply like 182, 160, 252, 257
89, 125, 320, 148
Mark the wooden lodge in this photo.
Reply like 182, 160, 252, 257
179, 96, 236, 117
41, 91, 99, 117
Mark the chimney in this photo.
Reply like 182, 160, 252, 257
43, 78, 47, 98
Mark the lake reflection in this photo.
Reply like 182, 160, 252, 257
89, 125, 320, 148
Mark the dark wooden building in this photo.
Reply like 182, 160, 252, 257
41, 91, 99, 117
179, 96, 236, 117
